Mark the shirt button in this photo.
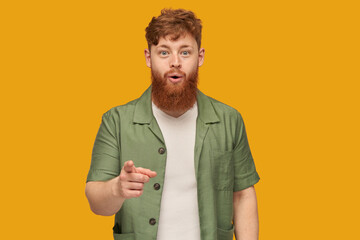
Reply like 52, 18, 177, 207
149, 218, 156, 225
158, 147, 166, 154
153, 183, 161, 190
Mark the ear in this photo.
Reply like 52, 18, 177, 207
198, 48, 205, 67
144, 49, 151, 68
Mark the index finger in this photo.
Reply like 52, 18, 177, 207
135, 167, 157, 178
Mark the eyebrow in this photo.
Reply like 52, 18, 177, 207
157, 44, 193, 49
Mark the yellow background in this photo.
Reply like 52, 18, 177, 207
1, 0, 359, 239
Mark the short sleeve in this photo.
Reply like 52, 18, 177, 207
233, 112, 260, 192
86, 111, 121, 182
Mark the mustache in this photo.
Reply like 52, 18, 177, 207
164, 69, 186, 78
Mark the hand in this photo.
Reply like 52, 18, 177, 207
113, 160, 157, 199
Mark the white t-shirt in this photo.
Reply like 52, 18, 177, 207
152, 102, 201, 240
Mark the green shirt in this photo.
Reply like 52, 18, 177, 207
87, 86, 260, 240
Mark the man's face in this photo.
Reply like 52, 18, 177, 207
145, 34, 205, 113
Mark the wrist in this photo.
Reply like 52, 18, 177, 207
110, 176, 122, 198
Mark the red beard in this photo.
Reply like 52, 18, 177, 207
151, 68, 198, 113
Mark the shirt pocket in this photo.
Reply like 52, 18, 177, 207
211, 149, 234, 191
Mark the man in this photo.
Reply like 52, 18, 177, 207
85, 9, 260, 240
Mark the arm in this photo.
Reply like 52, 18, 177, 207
85, 160, 157, 216
233, 185, 259, 240
85, 177, 126, 216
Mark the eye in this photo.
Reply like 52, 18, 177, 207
182, 51, 189, 56
160, 51, 168, 56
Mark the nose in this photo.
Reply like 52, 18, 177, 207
170, 54, 181, 69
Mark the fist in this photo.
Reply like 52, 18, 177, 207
113, 160, 157, 199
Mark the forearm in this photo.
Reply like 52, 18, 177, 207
85, 177, 125, 216
233, 186, 259, 240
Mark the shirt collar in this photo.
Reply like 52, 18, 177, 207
133, 85, 220, 124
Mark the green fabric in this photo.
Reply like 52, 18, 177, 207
87, 86, 260, 240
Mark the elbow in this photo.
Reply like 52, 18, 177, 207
85, 183, 115, 216
89, 205, 114, 216
86, 195, 115, 216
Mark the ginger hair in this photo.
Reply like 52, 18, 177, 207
145, 9, 202, 50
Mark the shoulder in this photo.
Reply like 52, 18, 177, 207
203, 93, 243, 122
101, 97, 140, 120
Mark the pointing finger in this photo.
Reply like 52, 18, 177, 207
128, 173, 150, 183
135, 167, 157, 178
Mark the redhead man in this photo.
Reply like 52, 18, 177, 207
85, 8, 260, 240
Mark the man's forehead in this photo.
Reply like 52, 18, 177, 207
155, 34, 197, 48
162, 32, 188, 41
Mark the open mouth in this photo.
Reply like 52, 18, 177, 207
166, 70, 185, 83
167, 74, 184, 83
